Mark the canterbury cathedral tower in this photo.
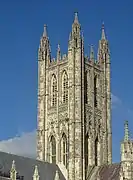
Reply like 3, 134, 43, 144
0, 11, 133, 180
37, 12, 112, 180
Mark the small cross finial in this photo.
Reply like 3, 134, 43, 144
90, 45, 94, 60
101, 22, 106, 40
43, 24, 47, 37
74, 11, 79, 23
57, 43, 60, 50
102, 22, 104, 29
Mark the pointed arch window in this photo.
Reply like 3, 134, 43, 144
75, 26, 78, 33
51, 75, 57, 106
61, 133, 68, 168
62, 71, 68, 104
95, 137, 98, 166
50, 136, 56, 163
75, 38, 78, 48
85, 134, 89, 170
94, 75, 97, 107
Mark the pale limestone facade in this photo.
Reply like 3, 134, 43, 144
36, 13, 133, 180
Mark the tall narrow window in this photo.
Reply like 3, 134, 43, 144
94, 75, 97, 107
50, 136, 56, 163
95, 137, 98, 166
85, 134, 89, 171
62, 133, 67, 168
84, 71, 88, 103
62, 71, 68, 104
75, 38, 78, 48
75, 26, 78, 33
51, 75, 57, 106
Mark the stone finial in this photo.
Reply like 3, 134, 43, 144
57, 44, 60, 53
11, 160, 16, 169
10, 160, 17, 180
124, 120, 129, 141
33, 165, 39, 180
54, 170, 60, 180
57, 44, 61, 61
43, 24, 47, 37
57, 44, 60, 51
101, 22, 106, 40
90, 45, 94, 60
74, 12, 79, 24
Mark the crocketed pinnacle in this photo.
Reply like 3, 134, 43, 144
33, 165, 39, 180
34, 165, 39, 176
10, 160, 16, 172
54, 170, 60, 180
90, 45, 94, 60
124, 120, 129, 141
57, 43, 61, 60
10, 160, 17, 180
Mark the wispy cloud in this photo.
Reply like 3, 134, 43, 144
0, 131, 36, 158
111, 93, 122, 108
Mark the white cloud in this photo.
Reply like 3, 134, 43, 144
0, 93, 121, 158
0, 131, 37, 158
111, 93, 121, 104
111, 93, 121, 109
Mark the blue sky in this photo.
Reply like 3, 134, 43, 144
0, 0, 133, 162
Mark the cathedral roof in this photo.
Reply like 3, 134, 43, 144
0, 151, 65, 180
88, 163, 120, 180
98, 163, 120, 180
0, 151, 121, 180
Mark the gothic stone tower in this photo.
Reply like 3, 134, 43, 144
37, 13, 112, 180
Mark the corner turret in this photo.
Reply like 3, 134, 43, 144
121, 121, 133, 162
120, 121, 133, 180
71, 12, 81, 49
98, 23, 112, 164
97, 23, 110, 64
39, 24, 51, 65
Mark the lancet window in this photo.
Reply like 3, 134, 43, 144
62, 71, 68, 104
94, 75, 98, 107
61, 133, 68, 168
50, 136, 56, 163
51, 75, 57, 106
